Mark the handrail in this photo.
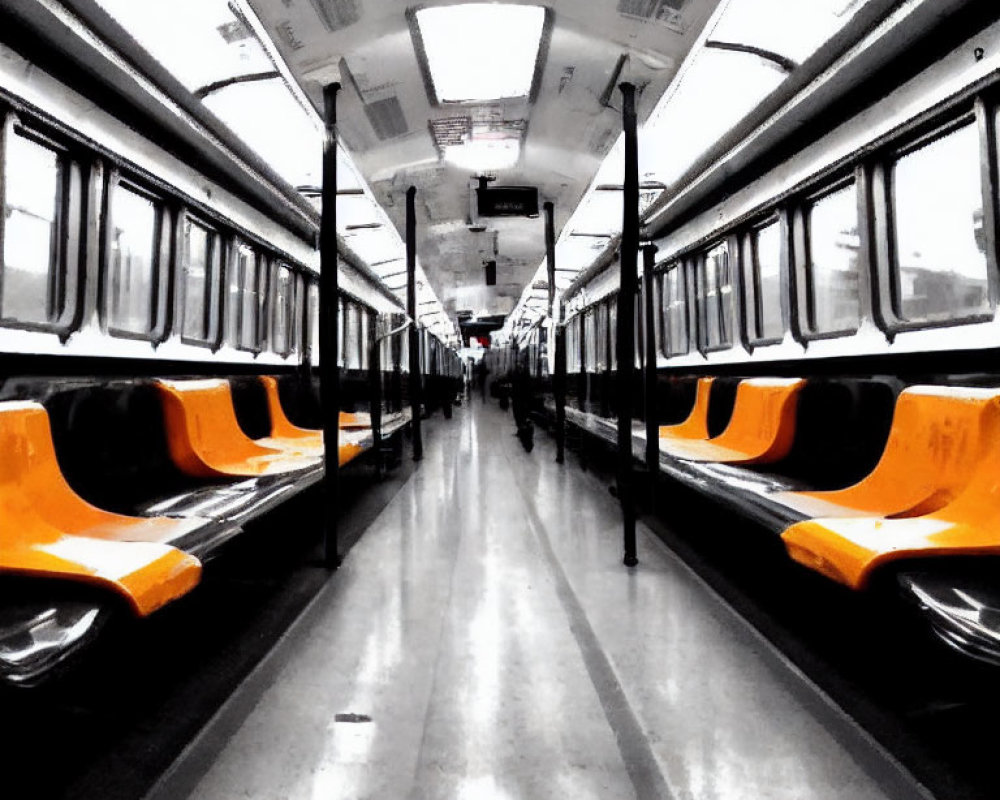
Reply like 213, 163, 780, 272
374, 318, 413, 345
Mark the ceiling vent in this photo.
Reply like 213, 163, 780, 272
308, 0, 362, 32
364, 96, 409, 140
617, 0, 686, 30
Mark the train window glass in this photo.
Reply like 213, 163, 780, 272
236, 246, 261, 350
360, 309, 371, 369
805, 183, 859, 334
345, 301, 362, 369
698, 244, 733, 349
272, 263, 294, 355
226, 247, 240, 345
573, 316, 583, 372
596, 303, 608, 370
584, 309, 597, 371
752, 222, 783, 340
108, 184, 159, 336
181, 219, 220, 343
892, 123, 988, 322
2, 130, 65, 325
660, 265, 688, 356
292, 273, 305, 355
608, 301, 617, 370
308, 281, 320, 356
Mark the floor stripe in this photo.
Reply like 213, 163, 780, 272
501, 431, 675, 800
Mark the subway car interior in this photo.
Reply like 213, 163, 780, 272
2, 0, 1000, 797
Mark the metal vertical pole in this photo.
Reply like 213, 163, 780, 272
642, 243, 659, 507
319, 82, 341, 569
406, 186, 424, 461
545, 201, 566, 464
618, 82, 639, 568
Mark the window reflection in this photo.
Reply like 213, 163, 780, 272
272, 263, 293, 355
596, 303, 608, 370
584, 309, 597, 371
3, 131, 62, 325
308, 281, 320, 356
605, 304, 618, 369
181, 220, 218, 341
893, 123, 988, 322
660, 266, 688, 356
344, 301, 361, 369
807, 184, 859, 334
231, 245, 261, 350
753, 222, 783, 340
360, 308, 370, 369
109, 185, 158, 335
700, 244, 733, 349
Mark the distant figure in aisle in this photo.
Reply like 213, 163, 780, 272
477, 361, 489, 403
511, 366, 534, 452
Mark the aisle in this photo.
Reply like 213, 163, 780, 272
152, 401, 915, 800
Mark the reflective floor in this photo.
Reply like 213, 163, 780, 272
156, 401, 919, 800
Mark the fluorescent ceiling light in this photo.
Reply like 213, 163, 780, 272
417, 4, 545, 103
444, 139, 521, 171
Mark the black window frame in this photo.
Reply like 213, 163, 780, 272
873, 108, 996, 333
178, 210, 224, 349
657, 261, 690, 358
794, 173, 867, 341
695, 240, 736, 353
103, 171, 170, 343
0, 113, 85, 336
270, 260, 297, 357
743, 213, 787, 346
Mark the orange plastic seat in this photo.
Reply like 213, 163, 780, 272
659, 378, 713, 440
259, 376, 322, 443
0, 401, 202, 615
339, 410, 371, 430
773, 386, 1000, 519
782, 439, 1000, 589
256, 377, 369, 465
659, 378, 804, 464
157, 380, 321, 477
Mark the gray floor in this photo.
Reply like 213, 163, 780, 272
152, 401, 926, 800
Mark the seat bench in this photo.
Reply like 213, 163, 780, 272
0, 373, 380, 686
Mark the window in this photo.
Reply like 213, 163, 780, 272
307, 280, 320, 358
604, 297, 618, 370
572, 316, 582, 372
271, 262, 294, 355
584, 308, 597, 371
660, 265, 689, 356
108, 183, 160, 336
698, 243, 734, 349
566, 316, 580, 373
805, 183, 860, 334
379, 314, 393, 370
230, 243, 263, 350
292, 273, 306, 355
2, 128, 72, 326
360, 308, 371, 369
596, 303, 608, 370
892, 122, 988, 322
751, 221, 783, 341
344, 300, 361, 369
181, 218, 222, 343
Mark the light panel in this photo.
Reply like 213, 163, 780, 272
416, 4, 545, 103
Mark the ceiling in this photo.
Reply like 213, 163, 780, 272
243, 0, 723, 320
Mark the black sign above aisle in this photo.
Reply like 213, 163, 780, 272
477, 185, 539, 218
